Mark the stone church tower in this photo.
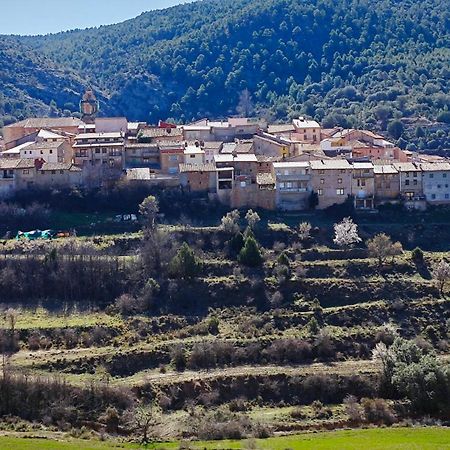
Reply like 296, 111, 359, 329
80, 88, 99, 123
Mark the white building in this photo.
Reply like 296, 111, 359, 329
184, 145, 205, 165
421, 162, 450, 204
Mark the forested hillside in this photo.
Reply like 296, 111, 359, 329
0, 0, 449, 129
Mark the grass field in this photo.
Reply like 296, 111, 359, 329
0, 428, 449, 450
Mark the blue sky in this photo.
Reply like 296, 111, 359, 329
0, 0, 192, 36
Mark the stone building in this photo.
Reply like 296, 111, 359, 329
273, 162, 311, 210
310, 159, 353, 209
373, 164, 401, 203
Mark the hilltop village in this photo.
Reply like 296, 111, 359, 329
1, 91, 449, 212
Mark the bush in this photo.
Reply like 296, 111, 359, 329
170, 345, 187, 371
169, 242, 201, 279
361, 398, 396, 425
411, 247, 424, 263
238, 237, 263, 267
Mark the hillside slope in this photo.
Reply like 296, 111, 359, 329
0, 0, 449, 128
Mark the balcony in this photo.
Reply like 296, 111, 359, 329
278, 187, 308, 193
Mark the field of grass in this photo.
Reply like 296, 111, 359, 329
0, 435, 135, 449
0, 308, 122, 330
0, 427, 448, 450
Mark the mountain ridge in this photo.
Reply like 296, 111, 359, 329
0, 0, 448, 134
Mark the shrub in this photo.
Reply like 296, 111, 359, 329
411, 247, 424, 263
207, 316, 220, 335
361, 398, 396, 425
238, 237, 263, 267
169, 242, 201, 279
245, 209, 260, 230
170, 345, 187, 371
343, 395, 364, 424
115, 294, 142, 315
229, 232, 245, 254
221, 210, 240, 234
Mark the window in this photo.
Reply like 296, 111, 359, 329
336, 188, 345, 195
318, 188, 323, 196
338, 178, 342, 184
23, 169, 29, 175
446, 194, 449, 199
95, 149, 100, 154
413, 172, 417, 178
60, 170, 64, 174
320, 178, 325, 184
102, 149, 107, 154
438, 184, 442, 189
430, 173, 434, 178
431, 194, 436, 199
190, 154, 195, 158
405, 179, 410, 186
49, 150, 53, 154
406, 172, 410, 177
340, 169, 346, 173
51, 170, 56, 175
319, 170, 325, 175
413, 179, 418, 186
444, 173, 447, 178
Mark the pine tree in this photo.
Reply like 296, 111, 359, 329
169, 242, 201, 279
238, 236, 263, 267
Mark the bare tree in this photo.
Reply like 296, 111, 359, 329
333, 217, 361, 248
245, 209, 260, 230
367, 233, 403, 266
298, 222, 312, 242
432, 259, 450, 296
236, 89, 254, 117
129, 404, 156, 444
221, 210, 240, 234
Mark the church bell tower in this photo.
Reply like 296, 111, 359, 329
80, 87, 99, 123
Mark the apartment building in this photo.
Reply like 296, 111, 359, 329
352, 161, 375, 209
310, 159, 353, 209
159, 144, 185, 175
273, 162, 311, 210
421, 162, 450, 204
73, 132, 125, 169
292, 117, 321, 143
393, 162, 423, 199
179, 163, 217, 192
374, 165, 401, 202
20, 140, 72, 164
124, 143, 160, 169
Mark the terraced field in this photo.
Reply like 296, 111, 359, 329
0, 224, 449, 443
